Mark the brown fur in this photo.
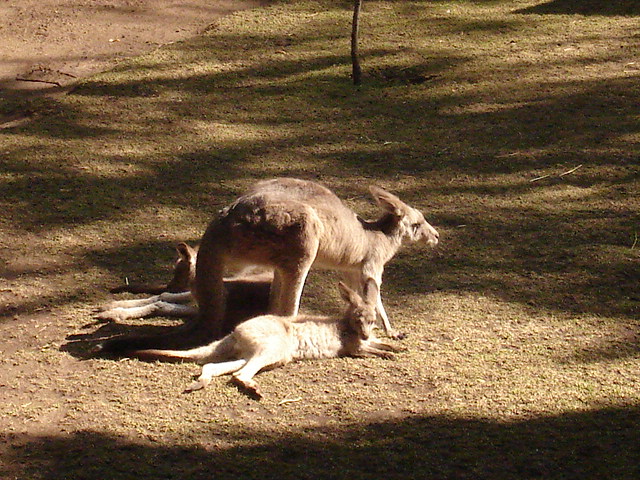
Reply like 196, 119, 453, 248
194, 178, 439, 340
110, 242, 197, 294
133, 280, 400, 398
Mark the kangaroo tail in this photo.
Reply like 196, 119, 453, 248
131, 334, 236, 363
94, 320, 218, 357
193, 219, 229, 338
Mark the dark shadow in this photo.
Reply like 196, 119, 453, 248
60, 318, 187, 359
2, 406, 639, 479
0, 3, 637, 349
515, 0, 640, 16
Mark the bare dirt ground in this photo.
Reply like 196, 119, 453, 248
0, 0, 261, 104
1, 1, 638, 478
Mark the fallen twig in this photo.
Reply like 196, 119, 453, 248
15, 77, 62, 87
530, 174, 551, 183
530, 164, 583, 182
559, 164, 583, 177
278, 397, 303, 406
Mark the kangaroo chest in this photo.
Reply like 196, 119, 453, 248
291, 323, 345, 360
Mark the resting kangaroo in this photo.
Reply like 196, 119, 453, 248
110, 242, 197, 295
95, 243, 272, 355
195, 178, 439, 339
98, 243, 272, 323
133, 280, 399, 398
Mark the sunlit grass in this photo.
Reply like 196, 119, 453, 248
1, 1, 639, 478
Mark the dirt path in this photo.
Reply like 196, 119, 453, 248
0, 0, 262, 97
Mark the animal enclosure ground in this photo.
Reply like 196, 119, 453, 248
1, 0, 639, 479
0, 0, 262, 112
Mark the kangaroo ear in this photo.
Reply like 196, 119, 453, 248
362, 278, 379, 305
175, 242, 195, 261
338, 281, 361, 304
369, 186, 407, 217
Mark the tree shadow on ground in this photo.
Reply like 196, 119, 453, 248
515, 0, 640, 16
1, 1, 637, 326
2, 72, 637, 320
2, 405, 639, 479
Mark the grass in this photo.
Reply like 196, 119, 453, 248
1, 0, 639, 479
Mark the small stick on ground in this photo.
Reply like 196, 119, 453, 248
531, 164, 583, 182
559, 164, 583, 177
15, 77, 62, 87
530, 174, 551, 183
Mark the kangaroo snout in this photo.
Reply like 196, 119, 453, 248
423, 223, 439, 247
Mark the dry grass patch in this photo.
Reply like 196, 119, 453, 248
1, 0, 639, 479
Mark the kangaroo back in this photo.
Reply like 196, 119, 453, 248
193, 178, 439, 341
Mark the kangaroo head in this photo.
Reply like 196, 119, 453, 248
369, 186, 439, 246
166, 242, 198, 292
338, 279, 379, 340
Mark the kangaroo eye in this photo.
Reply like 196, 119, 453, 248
412, 223, 422, 230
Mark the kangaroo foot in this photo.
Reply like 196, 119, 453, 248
94, 308, 127, 322
231, 376, 262, 400
183, 377, 211, 393
387, 329, 407, 341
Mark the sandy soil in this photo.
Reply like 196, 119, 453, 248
1, 2, 638, 478
0, 0, 262, 95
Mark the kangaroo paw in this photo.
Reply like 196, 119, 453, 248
232, 377, 262, 400
183, 377, 211, 393
389, 330, 407, 341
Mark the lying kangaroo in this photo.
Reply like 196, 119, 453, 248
96, 290, 197, 322
195, 178, 439, 339
132, 280, 399, 398
110, 242, 197, 295
98, 243, 272, 323
96, 243, 272, 354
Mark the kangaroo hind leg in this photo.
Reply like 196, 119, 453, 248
231, 348, 286, 399
184, 359, 247, 393
265, 206, 321, 316
268, 269, 284, 313
273, 263, 314, 317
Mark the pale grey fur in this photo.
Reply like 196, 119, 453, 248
96, 291, 197, 322
195, 178, 439, 339
134, 280, 399, 398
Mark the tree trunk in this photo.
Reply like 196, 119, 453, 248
351, 0, 362, 85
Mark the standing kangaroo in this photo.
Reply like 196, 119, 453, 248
133, 280, 399, 398
195, 178, 439, 340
